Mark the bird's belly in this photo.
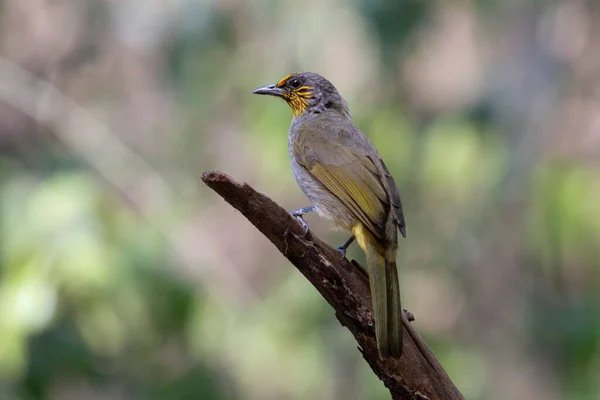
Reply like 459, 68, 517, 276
314, 198, 356, 232
290, 158, 356, 231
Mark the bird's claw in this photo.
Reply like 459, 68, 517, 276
290, 206, 315, 236
336, 235, 355, 259
294, 215, 310, 235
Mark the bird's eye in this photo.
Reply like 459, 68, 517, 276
289, 79, 301, 89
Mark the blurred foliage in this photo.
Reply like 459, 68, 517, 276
0, 0, 599, 399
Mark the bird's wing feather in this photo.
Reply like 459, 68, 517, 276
294, 140, 389, 239
374, 158, 406, 237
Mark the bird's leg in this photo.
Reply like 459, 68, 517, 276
336, 235, 355, 258
290, 206, 316, 235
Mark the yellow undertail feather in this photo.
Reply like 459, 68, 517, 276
353, 222, 402, 359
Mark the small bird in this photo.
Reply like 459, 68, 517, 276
253, 72, 406, 359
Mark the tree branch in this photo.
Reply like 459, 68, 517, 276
201, 170, 464, 400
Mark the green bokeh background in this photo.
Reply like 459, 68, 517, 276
0, 1, 599, 399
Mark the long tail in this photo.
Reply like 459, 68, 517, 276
353, 222, 402, 359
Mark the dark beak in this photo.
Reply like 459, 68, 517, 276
253, 84, 284, 97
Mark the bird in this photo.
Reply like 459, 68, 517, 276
253, 72, 406, 359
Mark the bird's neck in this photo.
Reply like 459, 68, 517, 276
289, 108, 352, 150
293, 104, 352, 122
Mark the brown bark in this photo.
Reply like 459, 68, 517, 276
201, 170, 464, 400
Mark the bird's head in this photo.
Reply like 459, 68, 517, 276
253, 72, 349, 118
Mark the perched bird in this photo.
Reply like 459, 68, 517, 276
253, 72, 406, 359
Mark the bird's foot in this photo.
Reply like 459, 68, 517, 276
295, 215, 309, 235
403, 309, 415, 322
289, 206, 316, 235
336, 235, 356, 259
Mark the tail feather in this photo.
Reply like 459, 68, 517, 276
385, 259, 402, 357
353, 223, 402, 359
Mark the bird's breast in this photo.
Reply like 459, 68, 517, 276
288, 136, 356, 231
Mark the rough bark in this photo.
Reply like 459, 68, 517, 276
201, 170, 464, 400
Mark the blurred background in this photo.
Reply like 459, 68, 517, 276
0, 0, 599, 399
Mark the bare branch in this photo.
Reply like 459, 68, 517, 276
201, 170, 464, 400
